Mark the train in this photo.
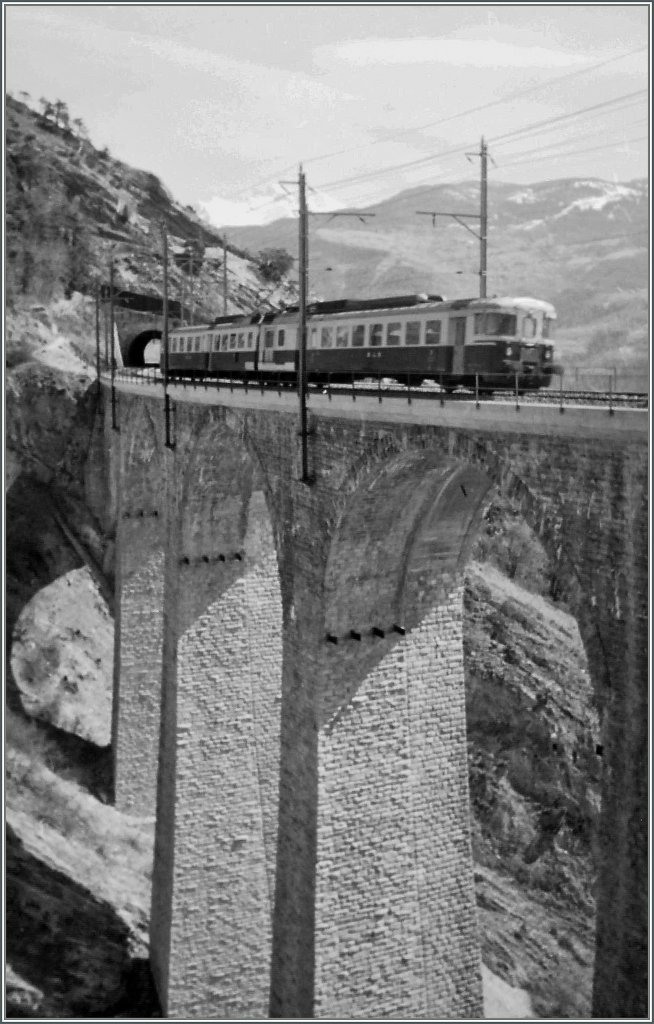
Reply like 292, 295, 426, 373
162, 293, 561, 393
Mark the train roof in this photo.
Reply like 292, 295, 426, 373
170, 293, 556, 332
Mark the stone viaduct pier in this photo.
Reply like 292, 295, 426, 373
93, 380, 647, 1019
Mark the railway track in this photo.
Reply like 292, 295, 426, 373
114, 370, 649, 410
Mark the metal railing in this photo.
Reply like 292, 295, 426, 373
106, 366, 648, 412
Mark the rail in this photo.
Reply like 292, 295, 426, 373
106, 367, 649, 413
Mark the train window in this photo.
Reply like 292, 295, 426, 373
406, 321, 421, 346
310, 327, 319, 348
522, 315, 536, 339
352, 324, 365, 347
229, 333, 236, 349
213, 336, 220, 351
386, 322, 401, 346
543, 316, 555, 339
278, 329, 285, 347
194, 337, 201, 352
336, 325, 349, 348
247, 332, 254, 348
474, 314, 485, 335
321, 327, 333, 348
425, 321, 442, 345
370, 323, 383, 347
448, 318, 466, 345
486, 313, 517, 336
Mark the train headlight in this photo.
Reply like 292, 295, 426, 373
506, 345, 514, 357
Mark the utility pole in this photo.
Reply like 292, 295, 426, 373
416, 135, 490, 297
188, 249, 194, 326
479, 136, 488, 298
298, 166, 309, 483
109, 256, 118, 429
279, 168, 376, 483
222, 235, 228, 314
161, 222, 174, 448
95, 280, 101, 383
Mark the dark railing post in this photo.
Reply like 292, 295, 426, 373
514, 372, 520, 411
439, 374, 445, 406
475, 373, 479, 409
351, 374, 356, 402
327, 372, 332, 401
377, 372, 382, 403
407, 373, 412, 405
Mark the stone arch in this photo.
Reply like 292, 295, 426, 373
321, 448, 492, 722
325, 429, 606, 703
149, 409, 284, 1020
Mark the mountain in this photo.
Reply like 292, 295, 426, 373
223, 177, 649, 379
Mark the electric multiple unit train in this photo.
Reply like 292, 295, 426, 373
162, 293, 560, 392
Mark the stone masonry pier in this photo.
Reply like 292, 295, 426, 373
99, 383, 647, 1019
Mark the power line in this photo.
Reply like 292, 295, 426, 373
491, 103, 648, 158
223, 44, 647, 201
312, 87, 647, 197
489, 88, 647, 146
498, 134, 648, 170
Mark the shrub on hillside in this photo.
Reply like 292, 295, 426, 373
257, 248, 294, 284
473, 497, 549, 596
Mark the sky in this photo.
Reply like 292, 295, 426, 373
4, 3, 650, 227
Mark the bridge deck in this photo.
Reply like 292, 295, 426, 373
107, 376, 648, 441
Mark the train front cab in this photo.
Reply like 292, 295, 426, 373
467, 303, 558, 392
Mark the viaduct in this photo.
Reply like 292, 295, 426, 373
88, 375, 647, 1020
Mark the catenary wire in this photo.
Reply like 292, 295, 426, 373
223, 44, 647, 201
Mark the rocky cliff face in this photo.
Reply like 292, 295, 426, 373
464, 562, 598, 1017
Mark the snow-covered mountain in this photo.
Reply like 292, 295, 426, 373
222, 177, 649, 375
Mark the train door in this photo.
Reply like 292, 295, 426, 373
260, 327, 275, 371
450, 316, 467, 374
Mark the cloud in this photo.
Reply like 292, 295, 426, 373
318, 37, 592, 70
200, 181, 357, 229
199, 185, 297, 228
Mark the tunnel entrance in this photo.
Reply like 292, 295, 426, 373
126, 330, 162, 367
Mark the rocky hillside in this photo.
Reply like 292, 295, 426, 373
5, 94, 297, 372
223, 177, 649, 381
5, 92, 599, 1019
